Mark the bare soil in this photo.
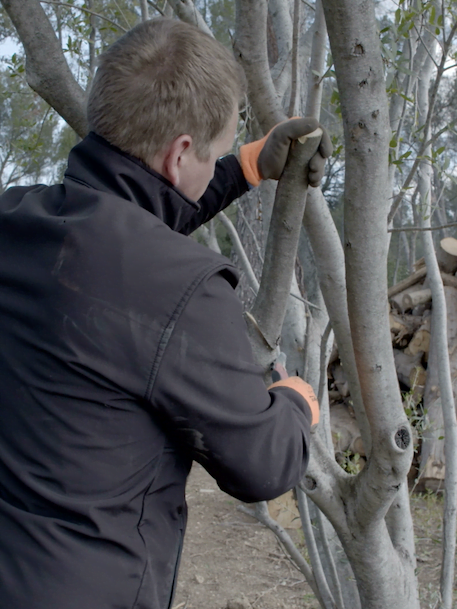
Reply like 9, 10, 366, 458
173, 463, 452, 609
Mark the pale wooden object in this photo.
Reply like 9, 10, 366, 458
388, 266, 427, 298
402, 288, 432, 311
267, 490, 301, 529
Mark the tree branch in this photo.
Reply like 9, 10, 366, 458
3, 0, 87, 137
238, 501, 324, 604
296, 487, 339, 609
40, 1, 128, 32
389, 221, 457, 233
287, 0, 300, 117
218, 211, 259, 293
234, 0, 285, 133
248, 130, 322, 357
166, 0, 212, 36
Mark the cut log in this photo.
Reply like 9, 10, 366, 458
330, 362, 349, 398
330, 403, 365, 456
388, 266, 427, 298
437, 237, 457, 274
414, 257, 426, 271
389, 311, 423, 347
393, 349, 426, 391
402, 288, 432, 311
441, 271, 457, 290
390, 283, 427, 313
404, 316, 431, 357
267, 490, 301, 529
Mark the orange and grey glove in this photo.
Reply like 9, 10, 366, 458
239, 117, 333, 188
269, 375, 320, 426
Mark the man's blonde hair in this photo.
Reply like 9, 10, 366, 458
87, 18, 245, 163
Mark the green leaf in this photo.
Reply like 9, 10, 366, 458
436, 146, 445, 155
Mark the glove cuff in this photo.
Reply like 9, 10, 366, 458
269, 377, 320, 425
239, 134, 268, 187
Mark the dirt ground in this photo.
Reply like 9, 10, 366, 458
173, 463, 453, 609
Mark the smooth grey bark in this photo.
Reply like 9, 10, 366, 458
305, 0, 326, 118
166, 0, 213, 36
234, 0, 284, 132
247, 130, 323, 367
1, 0, 87, 137
238, 501, 324, 604
417, 39, 457, 609
268, 0, 293, 100
303, 189, 371, 453
139, 0, 149, 21
296, 487, 338, 609
218, 211, 259, 293
318, 0, 418, 606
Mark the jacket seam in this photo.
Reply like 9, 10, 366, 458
144, 262, 235, 402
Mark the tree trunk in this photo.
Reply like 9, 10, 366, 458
317, 0, 419, 606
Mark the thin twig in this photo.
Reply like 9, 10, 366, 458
147, 0, 165, 16
40, 0, 127, 32
237, 202, 264, 264
237, 501, 325, 605
300, 0, 316, 10
289, 291, 321, 310
388, 221, 457, 233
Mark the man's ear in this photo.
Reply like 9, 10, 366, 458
151, 135, 193, 187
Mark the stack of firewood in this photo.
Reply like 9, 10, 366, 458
328, 237, 457, 491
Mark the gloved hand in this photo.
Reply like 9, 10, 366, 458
269, 374, 320, 426
239, 117, 333, 188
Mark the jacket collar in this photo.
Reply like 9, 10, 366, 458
64, 132, 201, 233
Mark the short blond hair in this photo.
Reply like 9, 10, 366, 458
87, 18, 245, 162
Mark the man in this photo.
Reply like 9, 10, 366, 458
0, 18, 329, 609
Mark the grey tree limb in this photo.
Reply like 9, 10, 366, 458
315, 508, 347, 609
296, 487, 338, 609
238, 501, 325, 605
320, 0, 419, 606
287, 0, 300, 117
234, 0, 284, 133
268, 0, 293, 100
2, 0, 87, 137
416, 28, 457, 609
248, 130, 322, 361
140, 0, 149, 21
165, 0, 213, 36
218, 211, 259, 293
304, 0, 327, 119
303, 188, 371, 453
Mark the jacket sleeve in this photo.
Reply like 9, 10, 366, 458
178, 155, 249, 236
149, 268, 312, 503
